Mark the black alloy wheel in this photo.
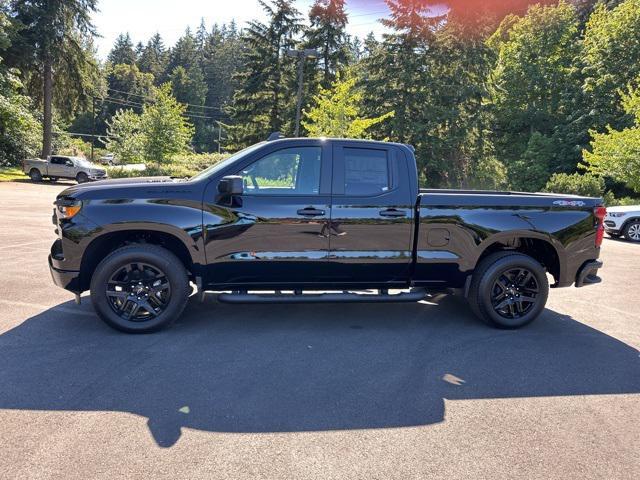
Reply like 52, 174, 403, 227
468, 251, 549, 329
90, 244, 190, 333
106, 262, 171, 321
490, 267, 539, 320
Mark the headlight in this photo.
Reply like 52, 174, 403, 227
55, 198, 82, 219
608, 212, 626, 217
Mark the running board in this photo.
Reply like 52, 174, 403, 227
217, 288, 428, 304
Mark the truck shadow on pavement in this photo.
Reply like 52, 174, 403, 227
1, 295, 639, 448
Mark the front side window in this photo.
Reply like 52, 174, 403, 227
238, 147, 321, 195
343, 148, 390, 196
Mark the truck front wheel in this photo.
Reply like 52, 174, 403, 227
468, 252, 549, 329
90, 244, 191, 333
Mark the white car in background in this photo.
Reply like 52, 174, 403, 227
604, 206, 640, 242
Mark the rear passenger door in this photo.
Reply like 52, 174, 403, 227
47, 157, 66, 177
328, 143, 414, 284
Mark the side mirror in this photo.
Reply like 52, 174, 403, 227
218, 175, 243, 195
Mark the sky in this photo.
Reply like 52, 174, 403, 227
93, 0, 396, 60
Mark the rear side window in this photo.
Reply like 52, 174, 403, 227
50, 157, 64, 165
343, 148, 390, 196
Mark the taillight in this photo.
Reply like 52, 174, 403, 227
594, 205, 606, 247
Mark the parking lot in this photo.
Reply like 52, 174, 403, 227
0, 180, 639, 479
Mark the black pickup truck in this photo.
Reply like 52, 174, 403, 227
49, 137, 606, 333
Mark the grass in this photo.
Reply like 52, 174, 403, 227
0, 167, 25, 182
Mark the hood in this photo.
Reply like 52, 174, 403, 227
606, 205, 640, 213
58, 176, 178, 198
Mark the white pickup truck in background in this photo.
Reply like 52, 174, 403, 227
22, 155, 107, 183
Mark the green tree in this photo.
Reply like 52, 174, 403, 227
583, 80, 640, 193
137, 33, 169, 83
305, 0, 349, 88
166, 28, 199, 74
140, 83, 194, 164
361, 1, 444, 184
228, 0, 302, 147
487, 1, 583, 190
104, 108, 145, 164
4, 0, 98, 158
302, 72, 393, 138
170, 65, 207, 108
582, 0, 640, 132
108, 33, 136, 66
170, 64, 209, 152
0, 12, 41, 166
543, 172, 604, 196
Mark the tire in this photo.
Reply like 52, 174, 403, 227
29, 168, 42, 182
90, 244, 191, 333
76, 172, 89, 184
623, 221, 640, 242
468, 252, 549, 329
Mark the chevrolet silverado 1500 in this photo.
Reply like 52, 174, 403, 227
49, 137, 605, 333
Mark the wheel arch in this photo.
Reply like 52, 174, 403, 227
78, 229, 197, 291
621, 217, 640, 233
475, 234, 562, 286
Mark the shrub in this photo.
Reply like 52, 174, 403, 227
543, 172, 605, 197
106, 152, 230, 179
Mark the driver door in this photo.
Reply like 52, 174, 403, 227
202, 141, 333, 286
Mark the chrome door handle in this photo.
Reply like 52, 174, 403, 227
297, 207, 325, 217
379, 208, 407, 218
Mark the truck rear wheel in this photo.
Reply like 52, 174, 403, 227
468, 252, 549, 329
90, 244, 191, 333
29, 168, 42, 182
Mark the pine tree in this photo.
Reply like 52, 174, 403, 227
138, 33, 168, 83
4, 0, 99, 157
305, 0, 349, 88
228, 0, 302, 147
108, 33, 137, 66
167, 28, 199, 74
361, 0, 442, 181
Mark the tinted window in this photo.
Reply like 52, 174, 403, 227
238, 147, 321, 195
50, 157, 65, 165
344, 148, 389, 195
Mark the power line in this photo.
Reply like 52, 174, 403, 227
101, 96, 226, 121
346, 9, 388, 19
106, 87, 225, 111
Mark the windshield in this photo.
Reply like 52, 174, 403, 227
74, 158, 94, 167
189, 142, 266, 182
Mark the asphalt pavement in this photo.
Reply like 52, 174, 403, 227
0, 180, 638, 479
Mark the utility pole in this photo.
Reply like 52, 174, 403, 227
217, 121, 222, 154
286, 48, 319, 137
91, 96, 96, 161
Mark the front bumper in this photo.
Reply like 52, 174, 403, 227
88, 173, 108, 181
575, 260, 603, 288
49, 242, 81, 293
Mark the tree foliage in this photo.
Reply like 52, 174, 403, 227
582, 0, 640, 131
543, 172, 605, 197
302, 72, 393, 138
228, 0, 302, 147
3, 0, 99, 157
583, 79, 640, 192
108, 33, 136, 66
105, 84, 194, 165
487, 1, 583, 190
